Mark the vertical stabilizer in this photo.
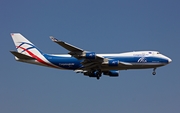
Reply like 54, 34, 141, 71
11, 33, 43, 57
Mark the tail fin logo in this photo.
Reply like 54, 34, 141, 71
16, 42, 42, 54
16, 42, 57, 68
11, 33, 58, 68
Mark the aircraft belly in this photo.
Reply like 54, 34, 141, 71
100, 63, 165, 71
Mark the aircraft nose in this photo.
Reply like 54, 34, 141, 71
168, 58, 172, 63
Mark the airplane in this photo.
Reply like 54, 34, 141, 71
10, 33, 172, 79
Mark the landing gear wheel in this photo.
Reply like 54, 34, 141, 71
152, 68, 156, 75
96, 73, 101, 80
97, 76, 100, 80
96, 70, 102, 80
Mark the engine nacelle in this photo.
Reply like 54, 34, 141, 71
85, 52, 96, 59
103, 70, 119, 77
84, 71, 100, 77
108, 60, 119, 66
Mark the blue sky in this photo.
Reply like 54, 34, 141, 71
1, 0, 180, 113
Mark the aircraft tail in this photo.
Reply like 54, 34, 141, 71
11, 33, 43, 58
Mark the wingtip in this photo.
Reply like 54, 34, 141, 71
50, 36, 58, 42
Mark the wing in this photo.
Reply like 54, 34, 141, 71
50, 36, 84, 53
50, 37, 131, 71
50, 36, 103, 58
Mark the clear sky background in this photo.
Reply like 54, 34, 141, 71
1, 0, 180, 113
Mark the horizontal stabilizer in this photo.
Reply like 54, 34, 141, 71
10, 51, 35, 60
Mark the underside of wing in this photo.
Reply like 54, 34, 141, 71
79, 59, 102, 70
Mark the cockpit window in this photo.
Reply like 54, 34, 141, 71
157, 52, 160, 54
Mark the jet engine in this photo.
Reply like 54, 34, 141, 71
84, 71, 102, 79
103, 70, 119, 77
85, 52, 96, 59
108, 60, 119, 66
102, 60, 119, 66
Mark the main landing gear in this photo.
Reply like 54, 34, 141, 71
84, 70, 102, 80
152, 68, 156, 75
95, 70, 102, 80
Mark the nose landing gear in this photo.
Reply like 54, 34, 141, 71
152, 68, 156, 75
